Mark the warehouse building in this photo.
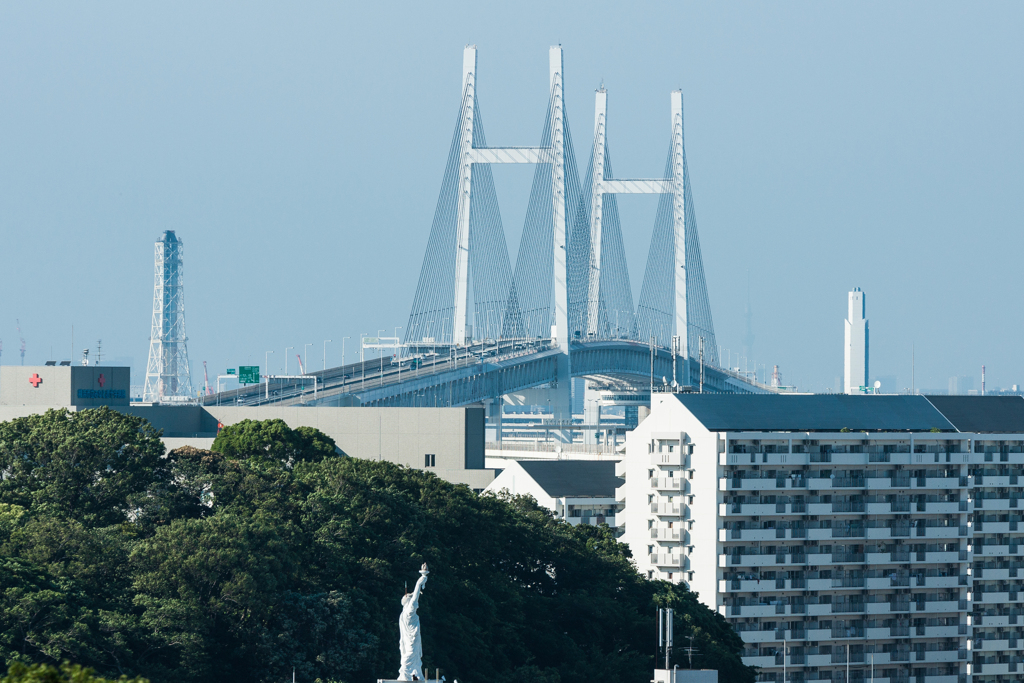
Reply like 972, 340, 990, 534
0, 365, 493, 490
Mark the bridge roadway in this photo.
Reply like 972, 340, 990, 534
202, 338, 772, 408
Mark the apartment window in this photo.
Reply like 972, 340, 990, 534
424, 453, 436, 467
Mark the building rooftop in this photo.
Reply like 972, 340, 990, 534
517, 460, 622, 498
924, 395, 1024, 433
673, 394, 955, 432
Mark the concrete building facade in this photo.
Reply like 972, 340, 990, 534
616, 393, 1024, 683
0, 366, 493, 490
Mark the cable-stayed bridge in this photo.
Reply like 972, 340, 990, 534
206, 46, 773, 413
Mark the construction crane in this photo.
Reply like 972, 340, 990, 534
16, 320, 25, 365
296, 354, 305, 375
202, 361, 213, 396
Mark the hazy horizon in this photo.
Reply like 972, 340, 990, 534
1, 2, 1022, 394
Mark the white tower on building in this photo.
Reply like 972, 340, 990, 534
844, 287, 868, 394
142, 230, 194, 402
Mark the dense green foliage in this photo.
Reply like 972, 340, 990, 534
1, 662, 147, 683
0, 409, 754, 683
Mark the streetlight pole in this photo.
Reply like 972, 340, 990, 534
265, 351, 273, 400
323, 340, 331, 371
303, 343, 312, 374
378, 330, 385, 386
395, 327, 402, 382
342, 336, 349, 370
285, 347, 293, 375
361, 333, 367, 390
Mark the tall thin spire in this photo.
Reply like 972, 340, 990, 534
741, 271, 754, 363
143, 230, 194, 402
844, 287, 868, 394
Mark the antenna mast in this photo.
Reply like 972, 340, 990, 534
143, 230, 195, 402
657, 608, 673, 669
16, 320, 25, 365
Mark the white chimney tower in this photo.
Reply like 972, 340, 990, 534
844, 287, 868, 394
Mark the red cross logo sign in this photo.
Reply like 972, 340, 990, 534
28, 373, 42, 387
98, 374, 106, 388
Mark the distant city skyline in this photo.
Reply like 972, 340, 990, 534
0, 2, 1022, 393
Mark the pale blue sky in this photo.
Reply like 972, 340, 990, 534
1, 2, 1022, 393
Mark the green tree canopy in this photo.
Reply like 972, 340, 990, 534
0, 410, 754, 683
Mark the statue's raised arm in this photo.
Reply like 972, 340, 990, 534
410, 563, 429, 604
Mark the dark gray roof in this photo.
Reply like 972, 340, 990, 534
517, 460, 622, 498
925, 395, 1024, 433
673, 394, 955, 432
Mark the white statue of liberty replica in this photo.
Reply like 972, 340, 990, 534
397, 563, 429, 681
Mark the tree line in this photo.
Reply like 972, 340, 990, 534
0, 408, 754, 683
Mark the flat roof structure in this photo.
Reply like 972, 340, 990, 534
924, 395, 1024, 433
673, 393, 955, 432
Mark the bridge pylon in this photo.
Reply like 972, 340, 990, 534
406, 45, 577, 423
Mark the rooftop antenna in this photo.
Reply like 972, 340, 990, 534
96, 339, 102, 366
681, 635, 699, 668
81, 349, 90, 366
982, 365, 986, 396
16, 319, 25, 365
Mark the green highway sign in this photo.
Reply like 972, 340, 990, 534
238, 366, 260, 385
227, 368, 237, 375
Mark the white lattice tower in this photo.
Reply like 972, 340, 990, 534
142, 230, 194, 402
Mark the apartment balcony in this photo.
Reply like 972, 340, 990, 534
973, 613, 1021, 627
973, 497, 1020, 511
650, 502, 682, 516
719, 528, 790, 542
970, 452, 1024, 465
650, 527, 682, 541
720, 578, 806, 593
720, 452, 812, 467
723, 604, 786, 618
975, 521, 1024, 534
721, 554, 785, 568
922, 625, 967, 638
975, 475, 1019, 487
739, 655, 776, 669
975, 567, 1019, 580
976, 638, 1024, 651
973, 661, 1014, 675
975, 544, 1022, 557
649, 553, 685, 569
651, 452, 685, 467
650, 476, 686, 492
721, 478, 807, 492
976, 591, 1023, 605
736, 629, 776, 644
914, 650, 961, 663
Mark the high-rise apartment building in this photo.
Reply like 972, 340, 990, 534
845, 288, 869, 394
618, 393, 1024, 683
